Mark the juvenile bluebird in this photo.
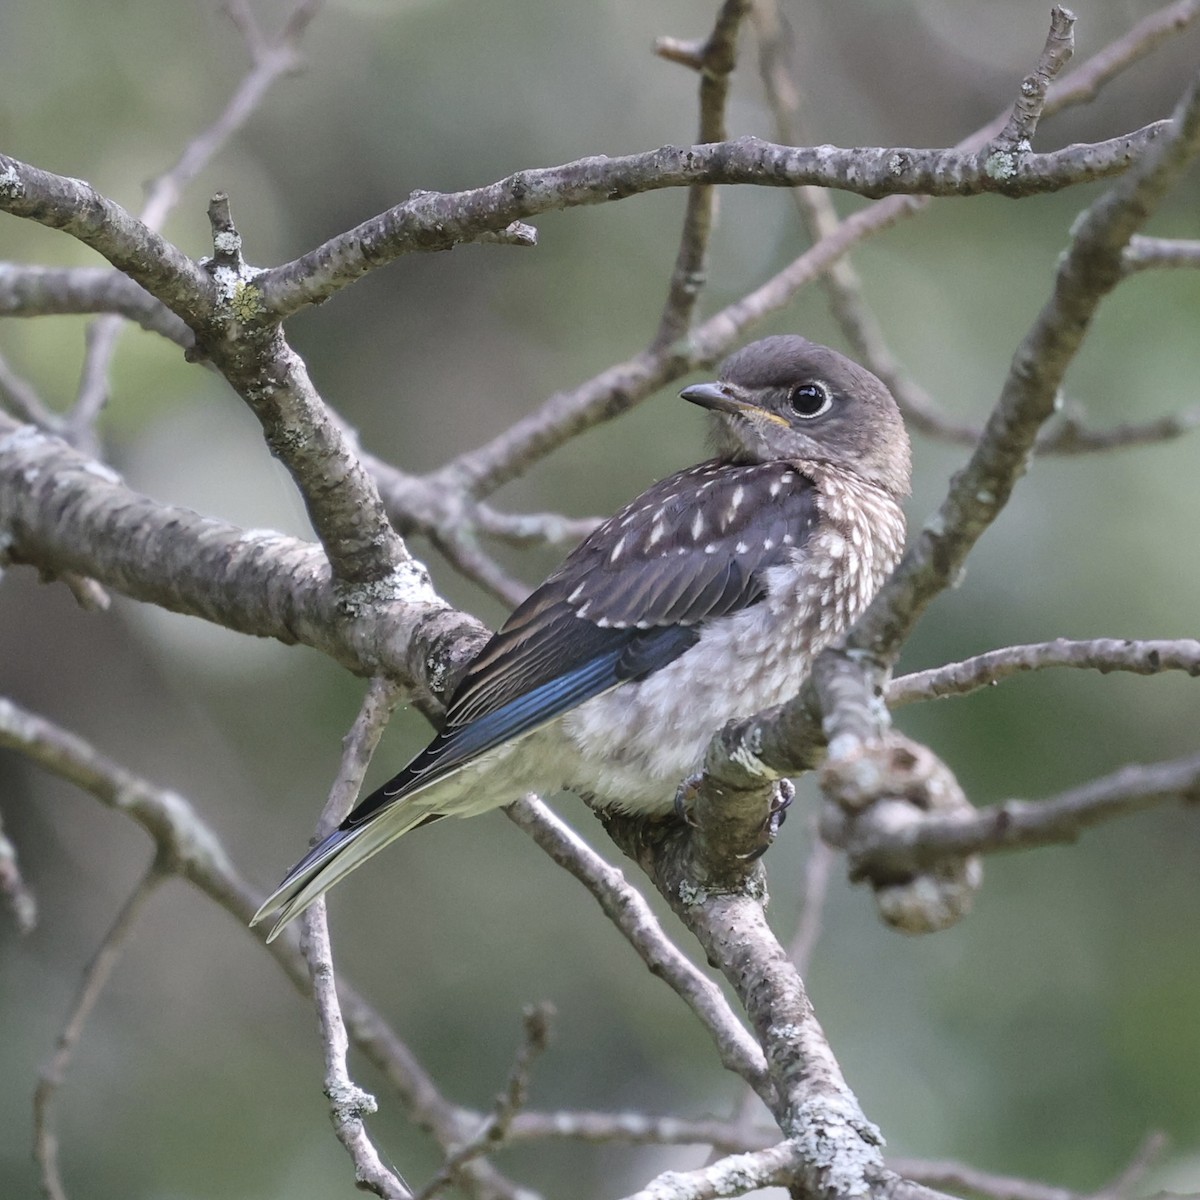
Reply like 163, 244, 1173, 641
254, 335, 911, 939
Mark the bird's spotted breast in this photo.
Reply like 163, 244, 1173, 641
557, 460, 906, 812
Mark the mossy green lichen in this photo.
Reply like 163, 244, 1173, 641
230, 280, 266, 323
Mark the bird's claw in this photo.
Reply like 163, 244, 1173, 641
735, 778, 796, 860
766, 777, 795, 838
673, 772, 705, 827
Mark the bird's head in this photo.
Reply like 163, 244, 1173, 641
681, 335, 912, 499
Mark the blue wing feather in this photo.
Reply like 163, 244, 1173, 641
344, 623, 698, 828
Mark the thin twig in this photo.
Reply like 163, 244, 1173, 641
1090, 1131, 1169, 1200
33, 863, 168, 1200
992, 7, 1077, 150
66, 0, 322, 440
894, 1131, 1168, 1200
0, 264, 192, 347
0, 349, 65, 433
1123, 235, 1200, 272
0, 805, 37, 934
887, 638, 1200, 706
617, 1140, 805, 1200
431, 529, 531, 609
416, 1003, 555, 1200
506, 1110, 774, 1151
504, 797, 773, 1101
472, 503, 601, 548
299, 677, 410, 1199
842, 751, 1200, 879
653, 0, 751, 349
787, 816, 837, 979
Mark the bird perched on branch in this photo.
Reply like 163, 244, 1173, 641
254, 335, 911, 940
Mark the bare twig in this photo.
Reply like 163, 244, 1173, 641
993, 7, 1077, 150
506, 1110, 774, 1151
894, 1131, 1168, 1200
652, 0, 750, 348
472, 503, 601, 548
0, 264, 192, 346
841, 751, 1200, 880
66, 0, 322, 440
249, 124, 1168, 319
1041, 1, 1200, 113
888, 637, 1200, 706
0, 411, 481, 684
430, 529, 531, 609
505, 797, 772, 1101
1123, 235, 1200, 272
617, 1140, 805, 1200
299, 678, 410, 1199
787, 817, 837, 979
416, 1003, 554, 1200
0, 349, 65, 433
33, 863, 168, 1200
1091, 1132, 1169, 1200
0, 805, 37, 934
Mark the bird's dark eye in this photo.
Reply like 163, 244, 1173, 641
788, 382, 832, 419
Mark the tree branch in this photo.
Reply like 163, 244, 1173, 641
0, 411, 487, 685
0, 803, 37, 934
888, 637, 1200, 706
66, 0, 321, 440
249, 125, 1167, 318
840, 751, 1200, 880
299, 678, 409, 1199
0, 264, 188, 345
1123, 234, 1200, 272
416, 1003, 554, 1200
505, 798, 772, 1100
992, 7, 1077, 151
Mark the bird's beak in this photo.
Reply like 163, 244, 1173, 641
680, 381, 736, 413
680, 381, 789, 426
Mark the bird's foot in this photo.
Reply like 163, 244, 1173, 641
736, 778, 796, 861
672, 772, 705, 827
766, 777, 795, 838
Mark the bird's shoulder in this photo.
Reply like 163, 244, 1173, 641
443, 460, 821, 727
569, 458, 818, 578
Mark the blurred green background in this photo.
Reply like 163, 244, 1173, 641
2, 1, 1199, 1197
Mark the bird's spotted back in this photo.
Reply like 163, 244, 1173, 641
560, 460, 820, 629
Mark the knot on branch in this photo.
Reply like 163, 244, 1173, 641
819, 731, 982, 934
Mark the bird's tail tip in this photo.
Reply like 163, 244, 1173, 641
250, 809, 426, 942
